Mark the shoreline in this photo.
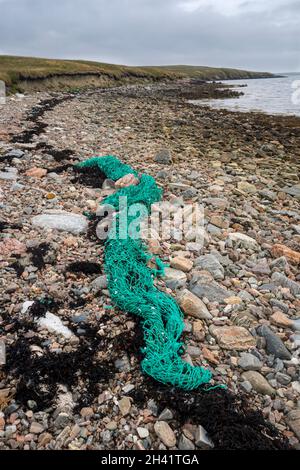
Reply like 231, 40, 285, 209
0, 82, 300, 450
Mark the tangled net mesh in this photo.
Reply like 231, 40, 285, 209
76, 155, 213, 390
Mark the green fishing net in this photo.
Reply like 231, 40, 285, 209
76, 155, 213, 390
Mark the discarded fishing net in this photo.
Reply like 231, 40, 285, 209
76, 155, 213, 390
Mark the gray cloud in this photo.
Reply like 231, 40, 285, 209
0, 0, 299, 72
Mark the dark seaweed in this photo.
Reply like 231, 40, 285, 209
120, 320, 290, 450
27, 242, 50, 270
0, 221, 22, 232
66, 261, 102, 275
5, 334, 114, 410
72, 165, 106, 188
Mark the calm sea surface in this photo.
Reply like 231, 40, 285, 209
190, 73, 300, 117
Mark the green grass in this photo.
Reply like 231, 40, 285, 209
150, 64, 274, 80
0, 55, 275, 91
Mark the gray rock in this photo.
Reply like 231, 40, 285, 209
207, 224, 222, 235
293, 319, 300, 331
92, 275, 108, 291
114, 354, 131, 372
102, 178, 115, 189
147, 399, 158, 416
156, 170, 169, 180
276, 372, 291, 385
0, 340, 5, 365
203, 197, 228, 209
226, 232, 258, 251
182, 187, 197, 199
259, 190, 277, 201
32, 211, 89, 235
190, 272, 232, 303
154, 149, 172, 165
164, 268, 187, 289
195, 254, 224, 280
55, 413, 70, 428
281, 184, 300, 199
242, 371, 275, 396
4, 149, 25, 159
186, 345, 201, 357
258, 325, 292, 360
195, 425, 214, 449
272, 272, 300, 296
0, 167, 18, 180
158, 408, 174, 421
178, 434, 195, 450
154, 421, 176, 447
286, 410, 300, 439
249, 259, 271, 275
238, 353, 262, 371
270, 257, 289, 270
240, 380, 253, 393
269, 299, 289, 314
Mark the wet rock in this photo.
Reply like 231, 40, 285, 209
210, 325, 256, 350
154, 149, 172, 165
242, 371, 275, 396
195, 254, 224, 280
154, 421, 176, 447
258, 325, 291, 360
238, 353, 263, 371
195, 425, 214, 449
32, 211, 89, 235
179, 289, 212, 320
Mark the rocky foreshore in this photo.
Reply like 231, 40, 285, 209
0, 82, 300, 450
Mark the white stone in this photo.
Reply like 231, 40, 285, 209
38, 312, 73, 338
32, 210, 89, 235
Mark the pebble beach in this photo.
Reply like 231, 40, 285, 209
0, 81, 300, 450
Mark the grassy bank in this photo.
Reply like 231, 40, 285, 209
0, 55, 275, 92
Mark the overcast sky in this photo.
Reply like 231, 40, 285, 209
0, 0, 299, 72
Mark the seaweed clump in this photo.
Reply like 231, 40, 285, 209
66, 261, 102, 275
72, 165, 106, 188
5, 326, 115, 410
27, 242, 51, 270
